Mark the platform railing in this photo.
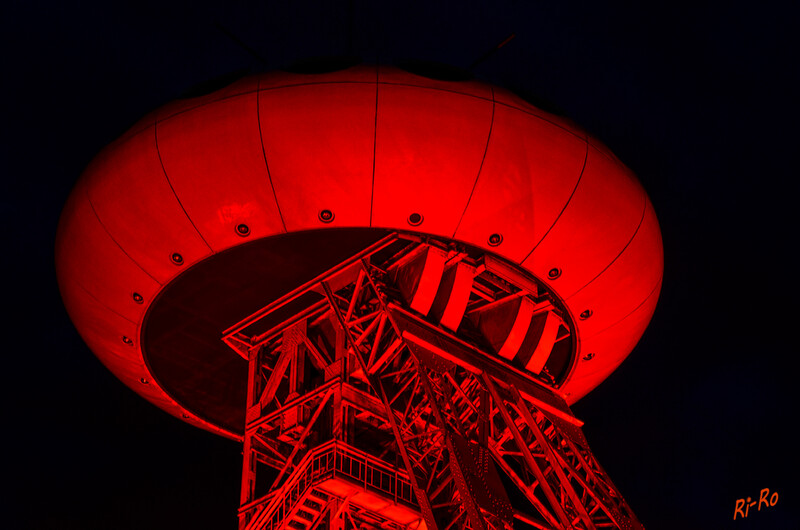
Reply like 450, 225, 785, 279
332, 441, 417, 507
241, 440, 418, 530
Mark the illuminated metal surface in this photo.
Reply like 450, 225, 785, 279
232, 234, 641, 529
56, 65, 663, 528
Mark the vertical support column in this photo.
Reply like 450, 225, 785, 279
328, 499, 345, 530
332, 386, 344, 444
289, 321, 306, 395
330, 323, 345, 443
333, 323, 356, 445
239, 348, 259, 530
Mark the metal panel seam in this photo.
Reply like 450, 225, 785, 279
153, 121, 214, 252
521, 135, 590, 263
582, 277, 663, 340
67, 278, 138, 326
566, 191, 649, 298
492, 99, 586, 142
85, 187, 163, 286
155, 88, 260, 125
370, 66, 379, 226
452, 87, 496, 238
256, 78, 288, 233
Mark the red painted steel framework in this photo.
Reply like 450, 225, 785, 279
227, 233, 642, 530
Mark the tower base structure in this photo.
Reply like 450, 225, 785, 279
225, 233, 642, 530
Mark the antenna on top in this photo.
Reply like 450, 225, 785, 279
470, 33, 516, 70
215, 22, 269, 67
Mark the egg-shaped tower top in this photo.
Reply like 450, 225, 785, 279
56, 64, 662, 440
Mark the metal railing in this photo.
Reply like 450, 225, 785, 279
331, 442, 416, 507
242, 441, 417, 530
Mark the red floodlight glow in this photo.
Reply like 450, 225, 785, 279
56, 64, 662, 529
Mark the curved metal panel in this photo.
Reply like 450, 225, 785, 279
566, 199, 663, 341
493, 87, 586, 138
84, 126, 212, 283
55, 179, 161, 323
59, 273, 239, 439
157, 92, 285, 251
454, 103, 586, 262
59, 276, 142, 368
372, 83, 493, 236
564, 279, 661, 403
258, 83, 376, 230
524, 144, 645, 298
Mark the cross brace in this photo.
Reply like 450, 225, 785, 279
229, 235, 643, 530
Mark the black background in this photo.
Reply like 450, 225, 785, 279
3, 1, 797, 528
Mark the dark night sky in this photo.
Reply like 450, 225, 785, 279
3, 2, 797, 528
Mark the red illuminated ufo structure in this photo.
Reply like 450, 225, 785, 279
57, 64, 662, 529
